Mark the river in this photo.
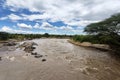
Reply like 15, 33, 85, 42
0, 39, 120, 80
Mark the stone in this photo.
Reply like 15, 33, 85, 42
32, 47, 36, 49
42, 59, 46, 62
20, 42, 38, 53
4, 41, 17, 46
24, 46, 34, 53
0, 57, 2, 61
31, 52, 37, 55
34, 54, 43, 58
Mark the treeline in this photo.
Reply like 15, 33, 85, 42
73, 35, 108, 44
73, 34, 120, 45
73, 13, 120, 54
0, 32, 73, 41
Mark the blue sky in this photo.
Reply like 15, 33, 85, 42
0, 0, 120, 35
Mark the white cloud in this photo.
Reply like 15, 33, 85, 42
0, 13, 50, 22
32, 22, 56, 30
36, 22, 74, 31
0, 26, 32, 34
40, 22, 55, 30
8, 14, 22, 21
33, 23, 40, 29
66, 20, 100, 27
0, 14, 22, 21
4, 0, 120, 25
1, 26, 12, 32
33, 22, 77, 33
59, 26, 73, 30
21, 13, 50, 21
17, 23, 32, 29
0, 17, 8, 20
1, 0, 120, 34
0, 24, 84, 35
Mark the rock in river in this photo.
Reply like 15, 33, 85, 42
0, 57, 2, 61
19, 42, 38, 53
3, 41, 17, 46
34, 54, 43, 58
31, 52, 37, 55
42, 59, 46, 62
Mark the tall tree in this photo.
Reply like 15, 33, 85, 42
85, 13, 120, 36
84, 13, 120, 45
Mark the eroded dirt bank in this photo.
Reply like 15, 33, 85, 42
0, 39, 120, 80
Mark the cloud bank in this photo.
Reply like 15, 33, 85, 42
0, 0, 120, 34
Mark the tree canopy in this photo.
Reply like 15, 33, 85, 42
84, 13, 120, 46
85, 13, 120, 36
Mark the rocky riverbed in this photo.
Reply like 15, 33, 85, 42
0, 39, 120, 80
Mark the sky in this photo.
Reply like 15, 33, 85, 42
0, 0, 120, 35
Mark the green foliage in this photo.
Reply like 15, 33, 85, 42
85, 13, 120, 36
17, 35, 25, 40
0, 32, 9, 40
43, 33, 50, 38
0, 32, 73, 41
72, 13, 120, 55
73, 35, 100, 44
84, 13, 120, 46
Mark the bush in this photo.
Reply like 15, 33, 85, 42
73, 35, 100, 44
0, 32, 9, 40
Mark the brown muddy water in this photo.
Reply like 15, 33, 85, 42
0, 39, 120, 80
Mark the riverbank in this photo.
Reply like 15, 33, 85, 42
68, 39, 111, 51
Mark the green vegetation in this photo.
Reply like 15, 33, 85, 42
73, 13, 120, 54
0, 32, 9, 40
73, 34, 120, 45
0, 32, 73, 41
84, 13, 120, 46
73, 35, 100, 44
